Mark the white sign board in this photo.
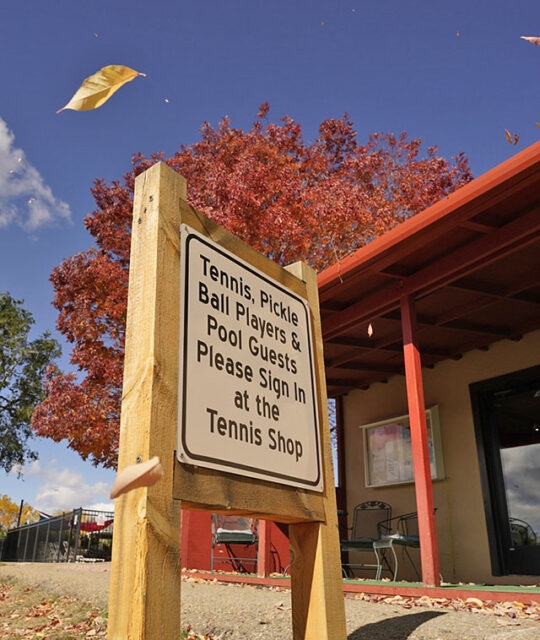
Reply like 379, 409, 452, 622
177, 225, 323, 492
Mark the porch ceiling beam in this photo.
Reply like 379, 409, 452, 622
383, 310, 512, 338
326, 361, 404, 375
322, 205, 540, 340
319, 300, 345, 313
382, 343, 454, 358
443, 316, 540, 358
326, 377, 372, 389
440, 319, 512, 337
416, 271, 540, 328
458, 220, 500, 234
448, 271, 540, 304
326, 335, 450, 369
327, 389, 357, 399
515, 291, 540, 305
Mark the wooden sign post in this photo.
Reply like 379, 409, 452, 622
107, 162, 346, 640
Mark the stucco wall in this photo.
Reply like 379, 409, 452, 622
342, 329, 540, 585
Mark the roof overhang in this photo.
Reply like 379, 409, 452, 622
317, 142, 540, 396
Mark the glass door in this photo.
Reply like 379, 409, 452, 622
471, 366, 540, 575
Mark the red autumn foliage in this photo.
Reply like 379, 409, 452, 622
32, 106, 472, 468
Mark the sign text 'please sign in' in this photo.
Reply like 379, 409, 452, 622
177, 225, 323, 491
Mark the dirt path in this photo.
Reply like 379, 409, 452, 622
1, 562, 539, 639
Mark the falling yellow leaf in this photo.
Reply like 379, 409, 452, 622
535, 122, 540, 129
17, 157, 22, 163
456, 30, 460, 37
93, 32, 99, 38
57, 65, 146, 113
164, 98, 169, 103
520, 36, 540, 45
513, 133, 519, 145
367, 323, 374, 337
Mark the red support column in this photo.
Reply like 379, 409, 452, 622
257, 520, 271, 577
400, 294, 440, 586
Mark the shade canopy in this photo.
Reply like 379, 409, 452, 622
318, 142, 540, 397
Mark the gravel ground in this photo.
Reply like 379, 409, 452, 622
0, 562, 539, 639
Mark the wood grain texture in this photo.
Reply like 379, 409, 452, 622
287, 262, 347, 640
107, 163, 185, 640
174, 463, 324, 523
108, 162, 345, 639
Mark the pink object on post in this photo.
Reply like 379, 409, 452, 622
110, 456, 164, 499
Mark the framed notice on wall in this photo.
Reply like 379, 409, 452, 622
361, 406, 444, 487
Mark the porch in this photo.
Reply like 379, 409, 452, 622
319, 141, 540, 587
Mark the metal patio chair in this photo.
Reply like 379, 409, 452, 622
210, 514, 258, 573
509, 517, 537, 547
340, 501, 395, 579
378, 510, 436, 581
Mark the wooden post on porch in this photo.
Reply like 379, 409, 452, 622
400, 294, 441, 587
257, 520, 271, 577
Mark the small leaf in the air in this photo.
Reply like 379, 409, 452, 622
520, 36, 540, 45
57, 64, 146, 113
367, 323, 374, 337
504, 129, 518, 145
535, 122, 540, 130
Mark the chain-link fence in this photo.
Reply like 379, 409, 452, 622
0, 508, 114, 563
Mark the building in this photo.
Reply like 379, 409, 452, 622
183, 142, 540, 592
319, 140, 540, 586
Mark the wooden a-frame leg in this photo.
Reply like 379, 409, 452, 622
286, 262, 347, 640
107, 163, 185, 639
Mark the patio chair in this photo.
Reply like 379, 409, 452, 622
340, 501, 395, 579
210, 514, 258, 573
509, 517, 537, 546
379, 510, 435, 581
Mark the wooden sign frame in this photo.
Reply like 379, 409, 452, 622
107, 162, 346, 639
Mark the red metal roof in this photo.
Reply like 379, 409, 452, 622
317, 142, 540, 396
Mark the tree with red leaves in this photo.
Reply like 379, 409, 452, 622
32, 105, 472, 468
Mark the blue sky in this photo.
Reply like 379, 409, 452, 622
1, 0, 539, 513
